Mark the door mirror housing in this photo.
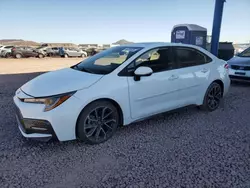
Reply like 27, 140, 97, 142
134, 66, 153, 81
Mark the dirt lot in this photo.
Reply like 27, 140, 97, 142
0, 59, 250, 187
0, 57, 83, 74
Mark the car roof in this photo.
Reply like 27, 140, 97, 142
120, 42, 203, 49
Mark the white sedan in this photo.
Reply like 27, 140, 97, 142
13, 43, 230, 144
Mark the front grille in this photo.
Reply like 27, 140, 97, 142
230, 75, 250, 81
231, 65, 250, 71
15, 106, 27, 133
14, 104, 57, 138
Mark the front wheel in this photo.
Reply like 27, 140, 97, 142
201, 82, 222, 111
64, 54, 69, 58
77, 101, 119, 144
38, 54, 44, 58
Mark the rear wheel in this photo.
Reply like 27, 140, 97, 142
81, 53, 86, 58
15, 53, 22, 59
64, 54, 69, 58
201, 82, 222, 111
77, 101, 119, 144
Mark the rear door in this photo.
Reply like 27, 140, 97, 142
25, 47, 38, 57
173, 46, 212, 105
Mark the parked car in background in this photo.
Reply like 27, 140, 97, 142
46, 47, 60, 57
228, 46, 250, 82
0, 45, 14, 58
84, 48, 101, 56
11, 46, 46, 58
14, 43, 230, 144
36, 46, 48, 54
59, 47, 87, 58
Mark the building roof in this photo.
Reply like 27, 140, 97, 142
172, 24, 207, 31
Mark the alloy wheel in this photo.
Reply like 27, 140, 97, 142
207, 84, 222, 110
16, 54, 21, 59
83, 106, 117, 143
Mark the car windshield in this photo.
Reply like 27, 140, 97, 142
238, 47, 250, 57
72, 46, 143, 74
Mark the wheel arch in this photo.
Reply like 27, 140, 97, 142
75, 98, 124, 138
212, 79, 224, 95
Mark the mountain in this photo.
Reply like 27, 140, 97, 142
113, 39, 133, 45
0, 39, 40, 46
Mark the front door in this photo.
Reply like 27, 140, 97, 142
127, 47, 181, 119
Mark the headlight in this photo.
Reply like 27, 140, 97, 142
23, 91, 76, 112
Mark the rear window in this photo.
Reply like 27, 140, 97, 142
5, 46, 14, 49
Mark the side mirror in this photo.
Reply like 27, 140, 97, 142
134, 66, 153, 81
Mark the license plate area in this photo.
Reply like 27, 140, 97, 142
235, 72, 246, 76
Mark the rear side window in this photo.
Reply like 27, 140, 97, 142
5, 46, 14, 49
175, 47, 212, 68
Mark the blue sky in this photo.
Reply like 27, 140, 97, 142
0, 0, 249, 44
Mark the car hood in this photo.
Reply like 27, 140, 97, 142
228, 56, 250, 66
21, 68, 103, 97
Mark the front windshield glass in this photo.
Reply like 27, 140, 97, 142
72, 46, 143, 74
36, 46, 45, 50
238, 47, 250, 57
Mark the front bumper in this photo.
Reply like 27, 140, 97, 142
13, 93, 83, 141
15, 105, 57, 141
229, 68, 250, 82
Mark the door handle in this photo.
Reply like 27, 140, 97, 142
201, 68, 209, 73
168, 75, 179, 81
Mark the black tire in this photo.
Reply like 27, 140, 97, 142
201, 82, 222, 111
15, 53, 22, 59
5, 53, 11, 58
77, 100, 119, 144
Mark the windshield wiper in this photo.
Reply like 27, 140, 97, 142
73, 64, 93, 73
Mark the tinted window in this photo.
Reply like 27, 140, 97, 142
175, 47, 211, 68
5, 46, 14, 49
128, 48, 174, 73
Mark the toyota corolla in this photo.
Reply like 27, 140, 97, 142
13, 43, 230, 144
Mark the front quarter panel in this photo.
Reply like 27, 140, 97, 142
74, 74, 131, 125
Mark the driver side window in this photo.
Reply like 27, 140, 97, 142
128, 47, 174, 73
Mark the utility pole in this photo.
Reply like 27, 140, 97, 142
210, 0, 226, 56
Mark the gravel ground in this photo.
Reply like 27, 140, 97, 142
0, 72, 250, 188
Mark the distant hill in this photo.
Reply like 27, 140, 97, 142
0, 39, 40, 47
113, 39, 133, 45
